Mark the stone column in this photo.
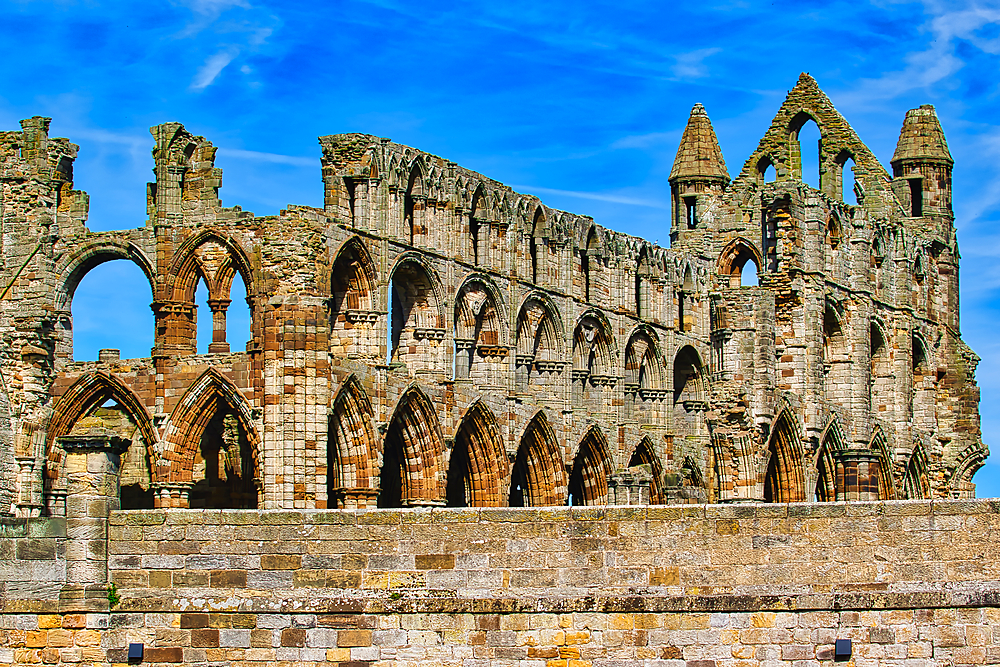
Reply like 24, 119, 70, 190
208, 298, 231, 353
59, 431, 129, 612
151, 481, 195, 508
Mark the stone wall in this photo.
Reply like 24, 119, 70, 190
2, 501, 998, 665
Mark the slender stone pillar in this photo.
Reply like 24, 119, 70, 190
208, 298, 231, 353
58, 431, 129, 612
152, 481, 195, 508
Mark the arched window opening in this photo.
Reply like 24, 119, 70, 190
195, 278, 212, 354
871, 321, 891, 414
902, 444, 929, 500
515, 298, 561, 392
795, 118, 821, 189
227, 273, 251, 352
826, 214, 842, 251
327, 378, 378, 509
842, 157, 858, 205
814, 447, 834, 502
572, 316, 613, 406
445, 402, 505, 507
330, 239, 379, 360
636, 252, 653, 317
508, 412, 565, 507
583, 228, 599, 303
454, 281, 503, 384
624, 330, 663, 421
684, 197, 697, 229
379, 389, 444, 507
387, 261, 443, 373
673, 345, 706, 437
757, 156, 776, 184
628, 439, 663, 504
763, 410, 805, 503
189, 405, 258, 509
567, 430, 610, 506
741, 260, 758, 286
404, 165, 425, 246
70, 260, 154, 361
911, 334, 934, 428
909, 178, 923, 217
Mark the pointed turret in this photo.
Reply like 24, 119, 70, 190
890, 105, 953, 219
669, 103, 729, 184
891, 105, 953, 168
669, 104, 728, 242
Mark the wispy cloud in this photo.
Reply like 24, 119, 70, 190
673, 47, 722, 79
510, 184, 669, 209
190, 48, 239, 90
216, 147, 314, 167
174, 0, 251, 38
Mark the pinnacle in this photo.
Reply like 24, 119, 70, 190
891, 104, 953, 166
669, 103, 729, 183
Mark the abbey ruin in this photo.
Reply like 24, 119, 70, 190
0, 74, 995, 666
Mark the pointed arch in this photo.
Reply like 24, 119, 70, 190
454, 274, 506, 381
949, 443, 988, 498
160, 368, 259, 488
328, 375, 380, 509
717, 238, 763, 289
388, 255, 446, 370
902, 442, 930, 500
568, 426, 613, 506
470, 184, 489, 266
572, 310, 616, 404
582, 226, 600, 303
404, 158, 427, 245
673, 345, 705, 404
514, 292, 565, 391
379, 385, 445, 507
509, 411, 566, 507
168, 230, 256, 303
815, 416, 845, 502
446, 400, 507, 507
763, 408, 805, 502
624, 326, 665, 390
628, 437, 664, 504
330, 236, 378, 314
45, 371, 157, 494
869, 427, 897, 500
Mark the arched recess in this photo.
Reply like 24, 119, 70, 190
327, 375, 379, 509
870, 319, 892, 416
582, 226, 600, 304
160, 368, 260, 508
673, 345, 706, 436
572, 311, 616, 406
814, 417, 845, 502
530, 206, 549, 286
624, 326, 666, 420
763, 408, 806, 503
902, 442, 930, 500
514, 293, 564, 392
388, 255, 446, 372
509, 411, 566, 507
677, 263, 696, 333
835, 150, 859, 205
454, 275, 506, 384
789, 111, 822, 189
379, 385, 445, 507
949, 443, 988, 499
446, 400, 507, 507
404, 159, 427, 246
869, 427, 897, 500
568, 426, 613, 506
329, 237, 380, 359
165, 231, 258, 354
911, 333, 935, 429
470, 184, 488, 266
717, 238, 762, 289
45, 371, 158, 509
52, 242, 157, 361
627, 437, 664, 504
756, 154, 776, 184
636, 248, 657, 318
823, 302, 849, 403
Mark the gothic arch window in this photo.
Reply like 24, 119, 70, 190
717, 240, 762, 289
582, 227, 599, 303
911, 333, 934, 429
902, 443, 930, 500
837, 151, 859, 205
571, 314, 614, 405
509, 411, 566, 507
678, 265, 695, 333
568, 427, 612, 506
328, 376, 379, 509
379, 386, 445, 507
470, 185, 488, 266
530, 207, 545, 285
330, 238, 379, 359
757, 155, 776, 184
514, 296, 563, 392
763, 408, 805, 503
624, 328, 665, 420
814, 420, 843, 502
790, 112, 821, 189
869, 429, 896, 500
388, 258, 445, 373
870, 320, 891, 415
673, 345, 706, 436
445, 401, 506, 507
823, 303, 849, 404
404, 162, 426, 246
454, 278, 504, 383
627, 437, 664, 504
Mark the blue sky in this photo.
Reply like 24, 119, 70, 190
3, 0, 1000, 496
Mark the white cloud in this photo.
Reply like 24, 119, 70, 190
672, 47, 721, 79
190, 48, 239, 90
611, 130, 680, 150
216, 147, 314, 167
509, 184, 669, 210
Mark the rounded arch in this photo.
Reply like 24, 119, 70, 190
379, 384, 446, 507
763, 407, 806, 503
328, 374, 380, 508
53, 241, 155, 313
717, 238, 763, 288
160, 367, 260, 488
446, 399, 507, 507
168, 230, 256, 303
568, 425, 613, 506
45, 371, 158, 486
509, 410, 567, 507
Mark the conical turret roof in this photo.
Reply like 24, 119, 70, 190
669, 103, 729, 183
891, 104, 953, 166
